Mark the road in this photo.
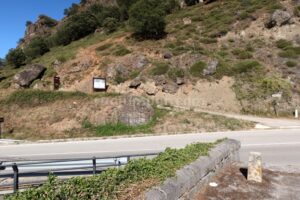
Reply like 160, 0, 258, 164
1, 128, 300, 166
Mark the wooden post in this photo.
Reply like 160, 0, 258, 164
0, 117, 4, 139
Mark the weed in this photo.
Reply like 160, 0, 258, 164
151, 62, 170, 76
113, 45, 131, 56
286, 60, 297, 67
189, 61, 206, 77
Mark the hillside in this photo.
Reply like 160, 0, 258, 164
0, 0, 300, 139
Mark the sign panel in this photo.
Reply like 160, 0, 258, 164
93, 78, 106, 90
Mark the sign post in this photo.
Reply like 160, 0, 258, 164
93, 77, 107, 92
0, 117, 4, 139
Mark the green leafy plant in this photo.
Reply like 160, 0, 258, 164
151, 62, 170, 76
189, 61, 206, 77
5, 140, 219, 200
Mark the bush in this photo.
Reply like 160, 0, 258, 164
232, 48, 253, 59
64, 3, 79, 16
103, 17, 120, 33
38, 15, 57, 27
129, 0, 166, 39
276, 39, 293, 49
113, 45, 131, 56
168, 68, 185, 81
24, 37, 49, 62
151, 62, 170, 75
190, 61, 206, 77
5, 48, 26, 68
53, 12, 99, 46
232, 60, 262, 75
286, 60, 297, 67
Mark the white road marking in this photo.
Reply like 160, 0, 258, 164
243, 142, 300, 147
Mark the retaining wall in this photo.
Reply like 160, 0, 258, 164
144, 139, 241, 200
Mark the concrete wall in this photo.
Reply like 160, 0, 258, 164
144, 139, 241, 200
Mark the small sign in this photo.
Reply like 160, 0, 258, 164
93, 78, 106, 91
53, 76, 61, 90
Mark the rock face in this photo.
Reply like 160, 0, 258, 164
247, 152, 263, 183
118, 96, 154, 126
13, 64, 46, 87
265, 10, 292, 28
203, 60, 219, 76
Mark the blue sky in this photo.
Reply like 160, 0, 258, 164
0, 0, 80, 58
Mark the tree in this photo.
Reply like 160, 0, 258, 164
54, 11, 98, 45
129, 0, 166, 39
64, 3, 80, 16
5, 48, 26, 68
24, 37, 49, 61
26, 21, 33, 27
0, 58, 5, 67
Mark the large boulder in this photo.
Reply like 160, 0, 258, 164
265, 10, 292, 28
118, 96, 154, 126
203, 60, 219, 76
129, 78, 142, 89
13, 64, 46, 87
162, 82, 178, 94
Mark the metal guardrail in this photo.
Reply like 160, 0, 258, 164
0, 152, 160, 194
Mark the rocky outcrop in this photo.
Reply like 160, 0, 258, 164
118, 96, 154, 126
265, 10, 292, 29
21, 15, 57, 47
13, 64, 46, 87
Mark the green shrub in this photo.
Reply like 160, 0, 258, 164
168, 68, 185, 81
5, 140, 218, 200
189, 61, 206, 77
276, 39, 293, 49
38, 15, 57, 27
294, 6, 300, 17
24, 37, 49, 62
232, 60, 262, 74
278, 47, 300, 58
129, 0, 166, 39
231, 48, 253, 59
103, 17, 120, 33
96, 43, 113, 52
5, 48, 26, 68
113, 45, 131, 56
151, 62, 170, 75
286, 60, 297, 67
53, 12, 99, 46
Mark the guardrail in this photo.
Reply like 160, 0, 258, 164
0, 152, 160, 194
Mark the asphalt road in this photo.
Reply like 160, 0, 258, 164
1, 128, 300, 166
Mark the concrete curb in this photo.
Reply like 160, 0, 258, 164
144, 139, 241, 200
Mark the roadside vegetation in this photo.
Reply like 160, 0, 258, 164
0, 90, 120, 107
5, 140, 219, 200
82, 107, 168, 137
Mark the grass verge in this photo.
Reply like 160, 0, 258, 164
5, 140, 220, 200
84, 108, 168, 137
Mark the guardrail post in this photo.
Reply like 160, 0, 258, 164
127, 156, 130, 163
12, 163, 19, 193
92, 157, 96, 175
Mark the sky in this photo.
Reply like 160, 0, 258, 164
0, 0, 80, 58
